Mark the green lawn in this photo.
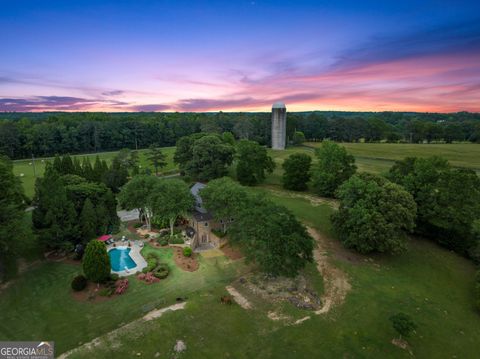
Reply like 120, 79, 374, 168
0, 245, 247, 354
1, 188, 475, 357
305, 142, 480, 174
13, 147, 177, 198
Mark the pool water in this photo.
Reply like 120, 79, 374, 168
109, 248, 137, 272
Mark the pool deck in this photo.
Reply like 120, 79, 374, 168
107, 243, 147, 277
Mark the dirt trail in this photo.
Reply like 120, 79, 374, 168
265, 188, 339, 209
307, 226, 351, 315
58, 302, 186, 358
226, 285, 252, 309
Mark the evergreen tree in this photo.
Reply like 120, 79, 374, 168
79, 198, 97, 240
52, 155, 62, 173
81, 157, 94, 181
0, 155, 28, 280
147, 145, 167, 175
93, 155, 106, 182
73, 157, 82, 175
32, 165, 79, 249
82, 240, 110, 283
60, 154, 74, 175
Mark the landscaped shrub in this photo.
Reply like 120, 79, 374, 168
146, 252, 160, 261
82, 240, 111, 283
137, 272, 160, 284
134, 222, 143, 228
158, 238, 168, 246
168, 235, 184, 244
144, 234, 150, 239
153, 263, 170, 279
183, 247, 192, 257
71, 275, 87, 291
110, 273, 119, 281
115, 279, 129, 295
143, 258, 158, 273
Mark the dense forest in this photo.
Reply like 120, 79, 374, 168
1, 111, 479, 159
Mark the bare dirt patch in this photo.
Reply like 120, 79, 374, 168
226, 285, 252, 309
391, 338, 413, 355
236, 273, 322, 311
173, 247, 199, 272
307, 226, 351, 315
265, 188, 340, 209
221, 244, 244, 260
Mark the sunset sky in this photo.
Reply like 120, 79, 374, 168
1, 0, 479, 113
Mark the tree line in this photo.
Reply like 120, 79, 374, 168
1, 111, 480, 160
280, 141, 480, 263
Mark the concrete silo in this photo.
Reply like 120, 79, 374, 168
271, 101, 286, 150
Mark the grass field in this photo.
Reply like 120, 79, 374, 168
14, 142, 480, 197
2, 188, 479, 357
304, 142, 480, 174
13, 147, 177, 198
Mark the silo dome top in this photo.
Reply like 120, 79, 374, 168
272, 101, 286, 109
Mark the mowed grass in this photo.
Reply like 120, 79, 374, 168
20, 188, 477, 358
12, 147, 177, 198
0, 244, 247, 354
305, 142, 480, 174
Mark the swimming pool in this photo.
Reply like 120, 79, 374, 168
109, 247, 137, 272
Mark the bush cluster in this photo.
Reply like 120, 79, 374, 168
71, 275, 87, 291
140, 252, 170, 279
183, 247, 192, 257
157, 238, 168, 246
168, 234, 184, 244
153, 263, 170, 279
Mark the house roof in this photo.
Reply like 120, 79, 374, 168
192, 210, 214, 222
190, 182, 207, 213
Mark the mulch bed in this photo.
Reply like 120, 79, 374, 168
71, 282, 115, 303
172, 247, 199, 272
221, 244, 244, 260
127, 220, 142, 234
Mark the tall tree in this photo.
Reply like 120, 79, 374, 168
282, 153, 312, 191
332, 173, 417, 254
152, 179, 194, 235
32, 164, 79, 249
311, 141, 356, 197
0, 156, 28, 279
103, 157, 128, 193
236, 140, 275, 186
82, 240, 110, 283
79, 198, 97, 240
388, 156, 480, 255
184, 135, 235, 181
147, 145, 167, 175
118, 175, 159, 230
201, 177, 248, 232
229, 193, 314, 277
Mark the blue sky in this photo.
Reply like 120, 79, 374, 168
1, 0, 479, 112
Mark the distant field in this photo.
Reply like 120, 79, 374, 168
305, 142, 480, 174
14, 142, 480, 197
13, 147, 177, 198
